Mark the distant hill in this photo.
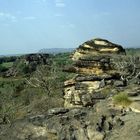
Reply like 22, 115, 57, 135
39, 48, 75, 54
0, 54, 25, 58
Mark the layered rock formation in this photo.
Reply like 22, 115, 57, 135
64, 38, 126, 107
72, 38, 125, 61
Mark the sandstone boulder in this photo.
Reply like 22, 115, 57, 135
72, 38, 125, 61
64, 38, 125, 108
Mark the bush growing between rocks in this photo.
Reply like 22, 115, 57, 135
113, 92, 132, 107
101, 87, 112, 95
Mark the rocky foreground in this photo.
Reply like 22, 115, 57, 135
0, 38, 140, 140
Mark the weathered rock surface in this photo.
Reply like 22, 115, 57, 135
0, 100, 140, 140
72, 38, 125, 61
129, 102, 140, 113
24, 53, 50, 65
106, 112, 140, 140
64, 38, 126, 107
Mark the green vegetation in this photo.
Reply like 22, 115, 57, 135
0, 52, 73, 123
0, 65, 8, 73
113, 92, 132, 107
1, 62, 13, 68
126, 48, 140, 56
0, 62, 13, 73
0, 56, 17, 64
101, 86, 113, 96
0, 56, 15, 74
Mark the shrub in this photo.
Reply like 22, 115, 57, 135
0, 65, 8, 72
112, 55, 140, 80
101, 87, 112, 96
113, 92, 132, 107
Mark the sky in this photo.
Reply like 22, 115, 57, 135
0, 0, 140, 55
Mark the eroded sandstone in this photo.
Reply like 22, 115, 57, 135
64, 38, 126, 107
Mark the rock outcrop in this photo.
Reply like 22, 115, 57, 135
24, 53, 50, 65
5, 53, 50, 77
64, 38, 126, 107
72, 38, 125, 61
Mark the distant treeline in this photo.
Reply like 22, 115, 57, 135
0, 56, 18, 64
126, 48, 140, 55
39, 48, 75, 54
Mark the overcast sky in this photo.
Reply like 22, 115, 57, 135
0, 0, 140, 54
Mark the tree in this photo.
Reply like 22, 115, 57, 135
26, 62, 58, 96
26, 53, 73, 97
112, 55, 140, 81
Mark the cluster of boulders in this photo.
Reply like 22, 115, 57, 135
5, 53, 50, 77
64, 38, 126, 107
24, 53, 50, 65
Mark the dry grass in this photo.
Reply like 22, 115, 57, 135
30, 96, 64, 114
113, 92, 132, 107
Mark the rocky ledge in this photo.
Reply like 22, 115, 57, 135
1, 101, 140, 140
